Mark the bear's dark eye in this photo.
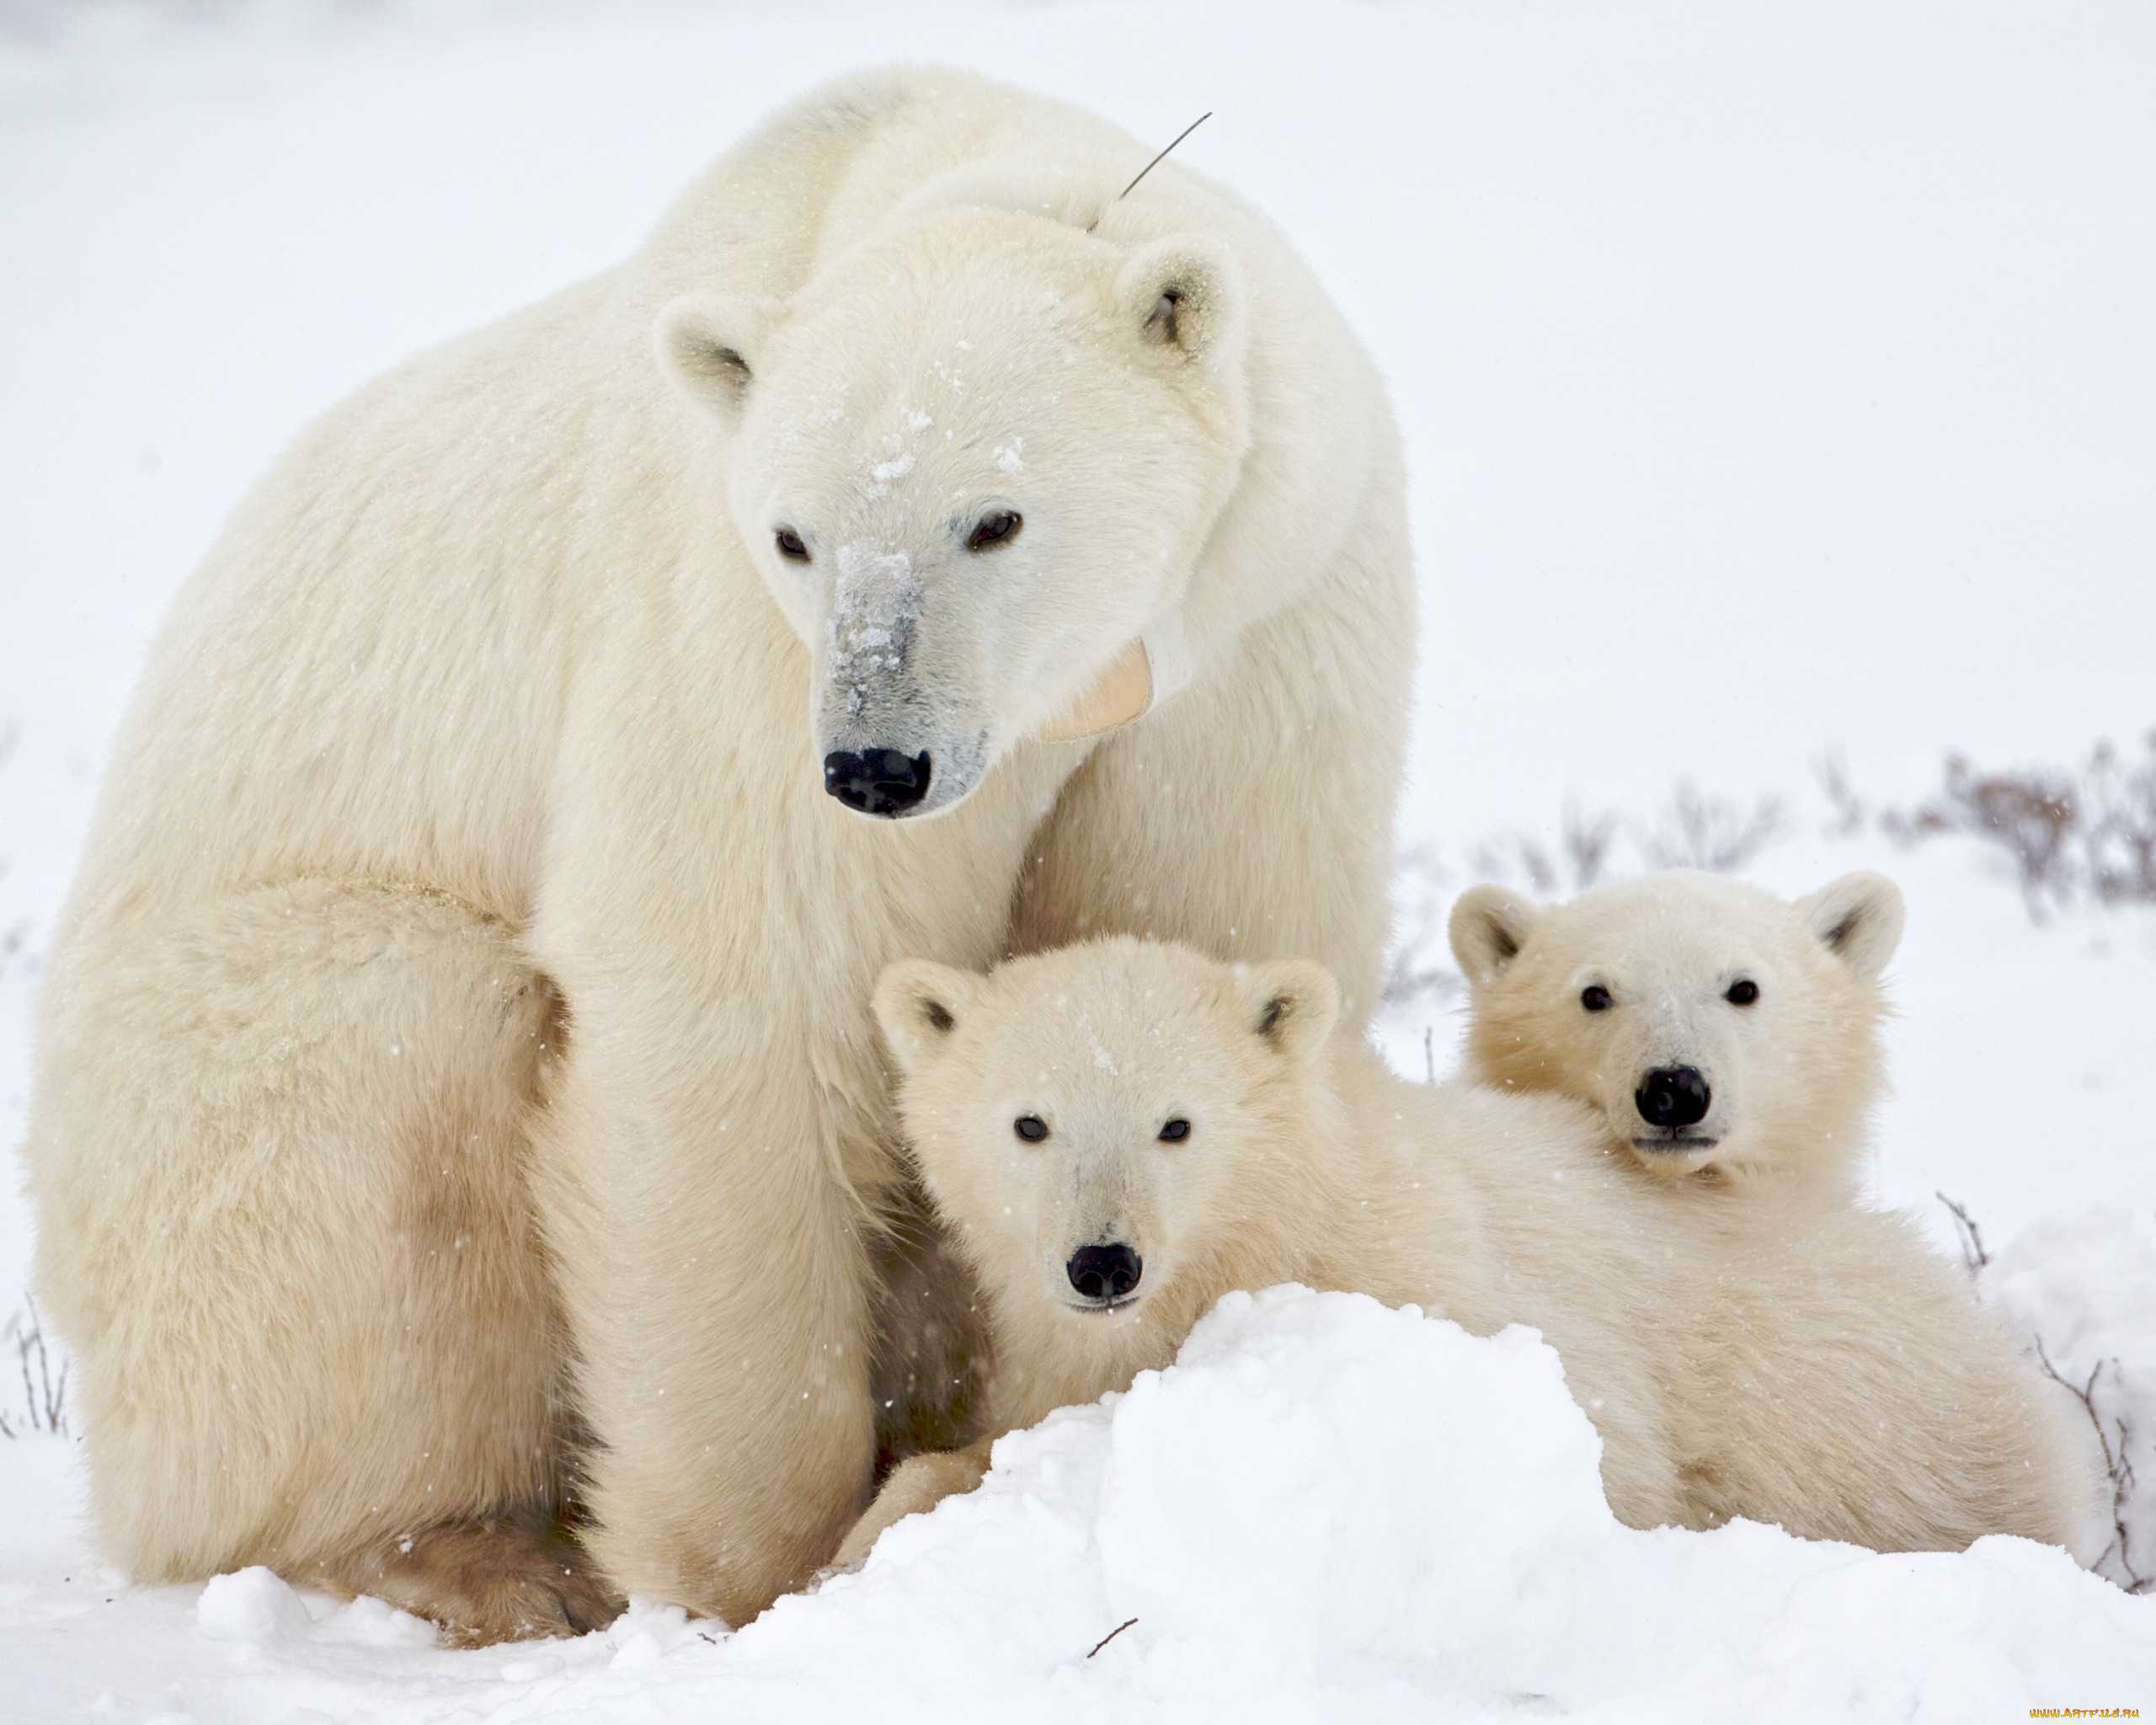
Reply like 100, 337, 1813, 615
1158, 1118, 1190, 1144
966, 510, 1022, 553
1013, 1114, 1049, 1143
1726, 980, 1760, 1007
775, 526, 809, 563
1581, 985, 1613, 1013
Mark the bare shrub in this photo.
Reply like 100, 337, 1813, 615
0, 1295, 69, 1439
1636, 781, 1783, 873
1382, 841, 1463, 1012
1877, 733, 2156, 919
1558, 802, 1619, 891
1817, 752, 1867, 839
2081, 734, 2156, 905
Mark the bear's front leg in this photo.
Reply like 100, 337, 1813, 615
528, 1034, 877, 1626
828, 1442, 994, 1573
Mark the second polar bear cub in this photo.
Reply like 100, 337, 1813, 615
833, 937, 2088, 1571
1449, 869, 1905, 1197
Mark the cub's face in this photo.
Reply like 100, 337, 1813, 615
871, 940, 1337, 1327
1449, 869, 1904, 1181
656, 211, 1252, 820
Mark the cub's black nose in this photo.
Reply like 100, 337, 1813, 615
1066, 1243, 1143, 1304
822, 748, 931, 817
1636, 1065, 1712, 1130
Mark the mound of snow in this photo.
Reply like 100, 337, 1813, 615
196, 1567, 435, 1649
731, 1286, 2153, 1722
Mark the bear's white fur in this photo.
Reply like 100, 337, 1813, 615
1450, 869, 1905, 1198
836, 938, 2091, 1567
22, 69, 1414, 1639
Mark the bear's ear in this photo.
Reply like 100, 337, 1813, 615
654, 294, 781, 426
1112, 235, 1248, 377
1448, 885, 1541, 986
1231, 959, 1340, 1065
1798, 872, 1906, 982
873, 959, 977, 1073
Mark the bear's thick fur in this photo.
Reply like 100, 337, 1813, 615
837, 938, 2092, 1567
1450, 869, 1906, 1199
22, 69, 1412, 1639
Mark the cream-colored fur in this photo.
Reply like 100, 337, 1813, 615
1449, 869, 1904, 1199
21, 69, 1413, 1639
835, 938, 2092, 1568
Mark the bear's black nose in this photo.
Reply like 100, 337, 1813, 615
1066, 1243, 1143, 1304
1636, 1065, 1712, 1130
822, 748, 931, 817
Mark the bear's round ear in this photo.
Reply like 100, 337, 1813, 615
873, 959, 977, 1073
1798, 872, 1906, 982
1448, 885, 1541, 987
1230, 959, 1340, 1065
1112, 235, 1248, 377
654, 294, 782, 425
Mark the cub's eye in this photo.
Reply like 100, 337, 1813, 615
1580, 985, 1613, 1013
1725, 980, 1760, 1007
1013, 1114, 1049, 1143
1158, 1118, 1191, 1144
774, 526, 810, 563
966, 510, 1022, 552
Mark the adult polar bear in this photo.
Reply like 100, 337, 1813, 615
24, 68, 1412, 1639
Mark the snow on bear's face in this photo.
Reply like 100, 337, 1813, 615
871, 939, 1336, 1328
656, 212, 1252, 820
1449, 870, 1904, 1185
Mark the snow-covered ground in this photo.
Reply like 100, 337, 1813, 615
2, 3, 2151, 1719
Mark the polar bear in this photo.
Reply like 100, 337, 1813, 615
21, 69, 1413, 1640
1449, 869, 1905, 1199
835, 937, 2090, 1568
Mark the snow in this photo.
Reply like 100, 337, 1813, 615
2, 1, 2152, 1719
1981, 1207, 2156, 1592
8, 1292, 2149, 1722
828, 544, 921, 712
195, 1569, 436, 1650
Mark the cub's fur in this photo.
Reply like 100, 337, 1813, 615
1452, 869, 1905, 1199
834, 937, 2090, 1570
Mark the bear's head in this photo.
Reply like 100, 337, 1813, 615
656, 210, 1253, 820
871, 939, 1337, 1336
1448, 869, 1905, 1188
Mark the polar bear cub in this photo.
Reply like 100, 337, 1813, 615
834, 937, 2089, 1570
1449, 869, 1904, 1198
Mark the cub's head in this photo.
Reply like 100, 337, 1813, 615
1448, 869, 1904, 1187
657, 208, 1252, 820
871, 939, 1337, 1329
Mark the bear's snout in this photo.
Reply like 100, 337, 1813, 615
1065, 1243, 1143, 1305
1635, 1065, 1712, 1132
823, 747, 931, 817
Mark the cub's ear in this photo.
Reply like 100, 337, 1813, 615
1112, 235, 1248, 377
1448, 885, 1541, 987
654, 294, 782, 425
873, 960, 977, 1073
1798, 872, 1906, 981
1231, 959, 1340, 1065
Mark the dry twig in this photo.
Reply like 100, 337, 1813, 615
1935, 1192, 1990, 1274
2034, 1338, 2148, 1594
